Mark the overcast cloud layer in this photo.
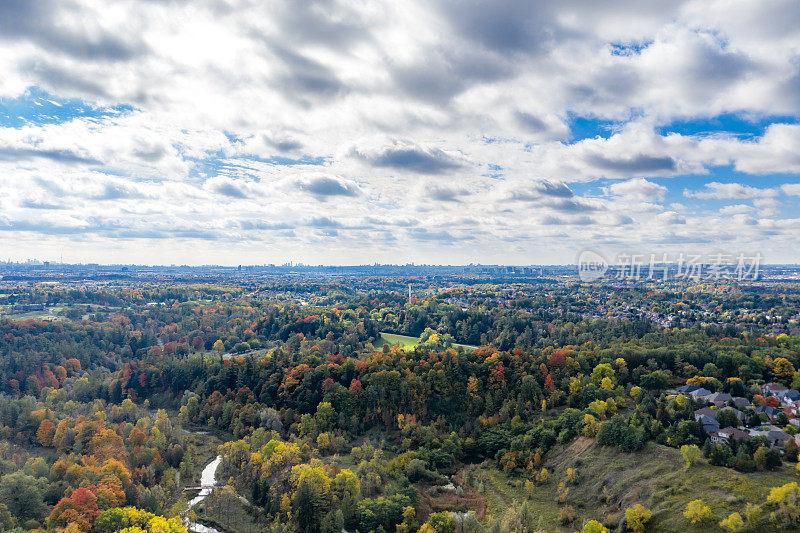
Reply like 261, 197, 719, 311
0, 0, 799, 265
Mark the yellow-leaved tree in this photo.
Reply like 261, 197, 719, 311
684, 499, 714, 525
719, 512, 744, 532
624, 504, 652, 533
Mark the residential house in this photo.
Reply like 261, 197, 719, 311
767, 430, 792, 448
698, 414, 720, 433
762, 382, 788, 396
719, 406, 745, 421
706, 392, 732, 407
775, 389, 800, 403
694, 407, 717, 421
718, 427, 749, 443
756, 405, 780, 418
731, 397, 752, 409
689, 388, 712, 399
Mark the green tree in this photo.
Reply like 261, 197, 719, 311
716, 409, 739, 429
422, 511, 455, 533
25, 375, 41, 396
590, 364, 615, 387
0, 503, 15, 531
320, 509, 344, 533
755, 447, 782, 470
0, 473, 45, 523
294, 480, 326, 533
315, 402, 336, 431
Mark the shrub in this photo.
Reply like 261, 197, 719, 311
624, 504, 652, 533
558, 504, 575, 525
719, 512, 744, 531
578, 519, 608, 532
535, 468, 550, 484
680, 444, 701, 469
684, 499, 714, 525
597, 415, 647, 452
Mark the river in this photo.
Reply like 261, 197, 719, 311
186, 456, 222, 533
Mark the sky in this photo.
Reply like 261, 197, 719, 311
0, 0, 799, 266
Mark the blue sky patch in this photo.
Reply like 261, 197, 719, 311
244, 154, 327, 166
0, 86, 133, 128
657, 113, 798, 139
187, 150, 327, 179
572, 167, 799, 204
568, 114, 623, 141
609, 40, 652, 56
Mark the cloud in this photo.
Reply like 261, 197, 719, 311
262, 133, 303, 153
204, 177, 251, 198
507, 181, 574, 201
424, 185, 471, 202
270, 45, 345, 100
20, 60, 115, 98
94, 183, 147, 200
367, 145, 463, 174
719, 204, 754, 215
605, 178, 666, 200
20, 198, 64, 210
306, 216, 342, 228
781, 184, 800, 196
0, 0, 799, 263
0, 146, 100, 165
727, 124, 800, 174
436, 0, 557, 54
685, 182, 778, 200
407, 228, 463, 242
585, 153, 676, 173
295, 175, 359, 198
237, 219, 293, 231
541, 214, 594, 226
0, 0, 144, 61
655, 211, 686, 225
391, 47, 511, 103
548, 199, 598, 213
515, 112, 548, 131
364, 216, 419, 227
132, 143, 167, 162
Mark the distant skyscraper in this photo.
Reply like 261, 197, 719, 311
408, 284, 412, 300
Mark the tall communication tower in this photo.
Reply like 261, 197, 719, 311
408, 284, 412, 300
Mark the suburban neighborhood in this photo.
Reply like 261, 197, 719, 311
673, 381, 800, 453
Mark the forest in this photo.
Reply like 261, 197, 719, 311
0, 279, 799, 532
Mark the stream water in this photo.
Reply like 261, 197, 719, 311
186, 456, 222, 533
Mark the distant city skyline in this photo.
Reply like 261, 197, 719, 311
1, 1, 799, 264
3, 259, 800, 269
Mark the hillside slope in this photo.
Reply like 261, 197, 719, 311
468, 437, 798, 532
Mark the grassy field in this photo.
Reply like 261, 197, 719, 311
377, 332, 422, 349
467, 437, 799, 532
0, 306, 66, 321
377, 332, 478, 352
